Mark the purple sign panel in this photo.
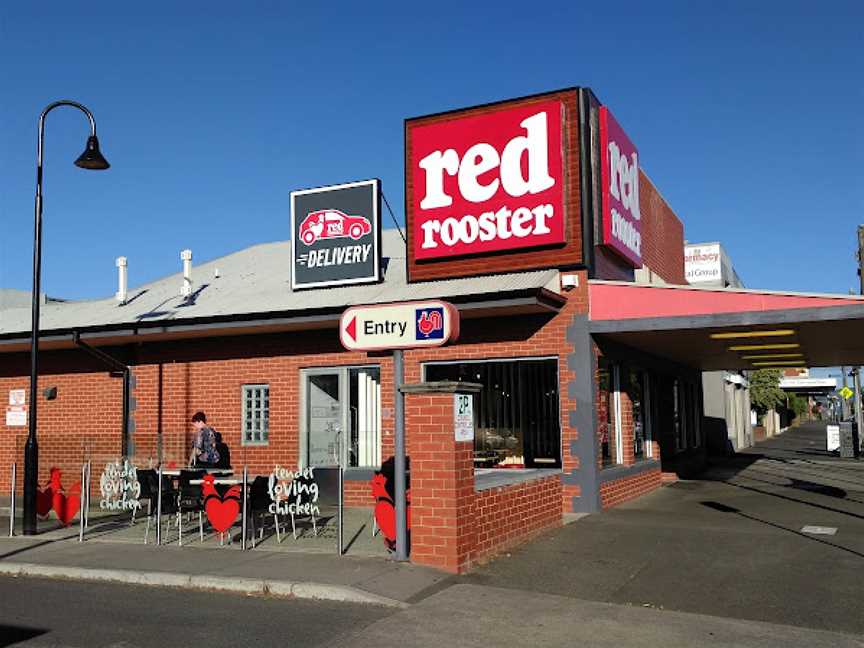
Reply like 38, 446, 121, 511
599, 106, 642, 268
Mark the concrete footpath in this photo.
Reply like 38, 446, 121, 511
339, 584, 864, 648
0, 534, 451, 607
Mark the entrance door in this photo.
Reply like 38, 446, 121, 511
302, 366, 381, 469
305, 370, 346, 467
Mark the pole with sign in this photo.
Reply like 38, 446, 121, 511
340, 301, 459, 561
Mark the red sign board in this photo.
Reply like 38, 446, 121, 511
409, 100, 565, 261
599, 106, 642, 268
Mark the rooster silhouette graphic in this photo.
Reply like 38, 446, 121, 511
36, 467, 81, 526
370, 468, 411, 552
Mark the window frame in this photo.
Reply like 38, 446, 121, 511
298, 364, 381, 469
421, 356, 562, 469
241, 383, 270, 446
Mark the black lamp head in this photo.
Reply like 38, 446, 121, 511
74, 135, 110, 170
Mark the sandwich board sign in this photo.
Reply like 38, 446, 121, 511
340, 300, 459, 352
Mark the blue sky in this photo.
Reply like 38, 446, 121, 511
1, 1, 862, 301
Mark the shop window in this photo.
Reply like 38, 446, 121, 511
674, 379, 685, 452
301, 366, 381, 468
242, 384, 270, 445
424, 358, 561, 469
629, 369, 650, 460
598, 358, 622, 468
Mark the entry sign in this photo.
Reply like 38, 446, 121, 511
340, 300, 459, 352
454, 394, 474, 442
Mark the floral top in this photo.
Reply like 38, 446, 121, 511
194, 426, 221, 465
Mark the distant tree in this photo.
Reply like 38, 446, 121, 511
750, 369, 785, 416
784, 392, 809, 419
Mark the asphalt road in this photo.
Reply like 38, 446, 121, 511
464, 421, 864, 636
0, 576, 394, 647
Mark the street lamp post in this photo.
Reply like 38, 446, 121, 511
22, 100, 109, 536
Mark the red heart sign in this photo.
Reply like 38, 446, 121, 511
204, 497, 240, 534
36, 487, 53, 517
53, 490, 81, 527
202, 477, 242, 534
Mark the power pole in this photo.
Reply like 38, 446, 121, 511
857, 225, 864, 451
858, 225, 864, 295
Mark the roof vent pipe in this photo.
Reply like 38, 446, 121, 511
115, 256, 128, 304
180, 249, 193, 297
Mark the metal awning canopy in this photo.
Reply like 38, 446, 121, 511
589, 281, 864, 370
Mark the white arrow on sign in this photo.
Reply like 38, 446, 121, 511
340, 300, 460, 352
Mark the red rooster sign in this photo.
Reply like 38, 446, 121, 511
201, 474, 241, 534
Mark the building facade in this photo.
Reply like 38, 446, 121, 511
14, 87, 858, 571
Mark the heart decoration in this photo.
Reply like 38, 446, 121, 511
36, 486, 53, 518
53, 489, 81, 527
44, 468, 81, 526
201, 475, 241, 534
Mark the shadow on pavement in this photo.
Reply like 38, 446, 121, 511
0, 624, 47, 646
699, 500, 864, 560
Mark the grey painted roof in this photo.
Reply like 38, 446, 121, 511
0, 289, 34, 310
0, 230, 560, 338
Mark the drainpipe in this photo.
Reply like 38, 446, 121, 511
73, 332, 132, 457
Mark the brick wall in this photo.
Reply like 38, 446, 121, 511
600, 467, 662, 509
639, 171, 686, 285
0, 274, 590, 517
474, 475, 561, 562
405, 89, 584, 282
592, 170, 686, 285
406, 389, 562, 573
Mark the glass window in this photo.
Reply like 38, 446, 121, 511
674, 379, 685, 451
629, 369, 647, 460
424, 359, 560, 469
302, 366, 382, 468
348, 367, 381, 468
242, 384, 269, 445
598, 357, 620, 468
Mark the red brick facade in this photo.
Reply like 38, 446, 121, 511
600, 467, 662, 509
638, 171, 686, 285
406, 390, 561, 573
0, 273, 590, 517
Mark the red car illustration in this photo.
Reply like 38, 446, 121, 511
299, 209, 372, 246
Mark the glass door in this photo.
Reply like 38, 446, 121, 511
302, 366, 381, 469
305, 370, 346, 467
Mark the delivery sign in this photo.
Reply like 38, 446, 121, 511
409, 101, 565, 260
599, 107, 642, 268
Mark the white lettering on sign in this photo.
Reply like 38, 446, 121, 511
410, 101, 565, 260
300, 244, 372, 268
268, 465, 320, 517
600, 106, 642, 267
419, 112, 554, 210
419, 205, 554, 250
99, 459, 142, 512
